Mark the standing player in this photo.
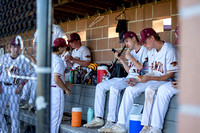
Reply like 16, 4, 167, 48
105, 28, 178, 133
20, 22, 67, 110
33, 20, 66, 46
51, 38, 71, 133
0, 36, 33, 133
83, 31, 148, 132
20, 42, 37, 111
140, 26, 179, 133
66, 33, 91, 70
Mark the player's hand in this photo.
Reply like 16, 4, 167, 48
65, 89, 71, 96
125, 51, 132, 60
114, 51, 122, 60
65, 55, 74, 62
16, 88, 22, 94
16, 84, 23, 94
64, 55, 70, 61
24, 48, 32, 57
171, 81, 178, 88
126, 78, 137, 86
0, 85, 2, 94
139, 75, 151, 83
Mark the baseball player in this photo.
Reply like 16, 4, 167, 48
33, 23, 66, 46
83, 31, 148, 132
20, 23, 67, 110
66, 33, 91, 70
0, 36, 33, 133
140, 26, 180, 133
20, 44, 37, 111
51, 38, 71, 133
104, 28, 178, 133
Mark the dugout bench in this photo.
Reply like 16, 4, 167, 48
3, 84, 178, 133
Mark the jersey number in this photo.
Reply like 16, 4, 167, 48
13, 78, 20, 85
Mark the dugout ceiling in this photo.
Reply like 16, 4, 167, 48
53, 0, 162, 23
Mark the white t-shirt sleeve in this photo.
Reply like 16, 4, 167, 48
56, 26, 65, 38
166, 48, 179, 72
82, 47, 91, 61
53, 61, 65, 76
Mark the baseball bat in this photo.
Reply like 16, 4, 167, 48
108, 45, 126, 72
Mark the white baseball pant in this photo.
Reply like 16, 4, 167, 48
141, 82, 178, 129
0, 84, 20, 133
94, 78, 129, 122
51, 86, 64, 133
28, 80, 37, 104
20, 80, 31, 101
20, 80, 37, 104
117, 81, 167, 125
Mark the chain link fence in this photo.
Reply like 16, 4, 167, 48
0, 0, 37, 132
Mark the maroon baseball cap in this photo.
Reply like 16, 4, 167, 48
10, 37, 20, 47
122, 31, 137, 41
53, 38, 68, 47
67, 33, 81, 43
139, 28, 156, 44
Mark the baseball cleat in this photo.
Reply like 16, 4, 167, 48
83, 117, 104, 128
103, 123, 126, 133
140, 126, 150, 133
98, 121, 115, 132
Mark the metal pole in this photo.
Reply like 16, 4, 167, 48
36, 0, 52, 132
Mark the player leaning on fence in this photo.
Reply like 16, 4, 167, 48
0, 36, 33, 133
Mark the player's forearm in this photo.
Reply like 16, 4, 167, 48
72, 58, 90, 67
26, 55, 36, 64
129, 57, 143, 70
54, 76, 69, 91
120, 59, 130, 73
149, 72, 174, 81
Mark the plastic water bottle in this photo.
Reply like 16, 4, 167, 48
87, 107, 94, 123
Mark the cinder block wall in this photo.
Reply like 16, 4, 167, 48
59, 0, 179, 64
3, 0, 178, 64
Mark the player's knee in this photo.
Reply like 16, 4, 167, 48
125, 86, 133, 93
110, 86, 120, 93
157, 85, 171, 97
96, 83, 107, 93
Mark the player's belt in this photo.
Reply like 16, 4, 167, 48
3, 82, 12, 86
51, 85, 57, 87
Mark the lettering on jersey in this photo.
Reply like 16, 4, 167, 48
5, 66, 21, 85
129, 60, 139, 67
170, 61, 178, 67
151, 61, 164, 73
85, 55, 91, 58
132, 69, 140, 73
